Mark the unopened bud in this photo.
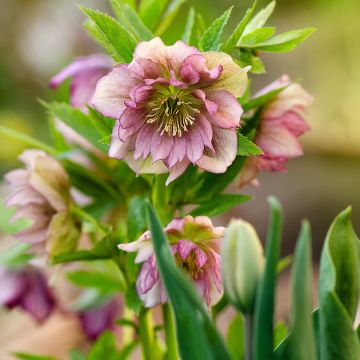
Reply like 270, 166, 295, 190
221, 219, 264, 313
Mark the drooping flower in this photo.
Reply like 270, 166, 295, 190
91, 37, 249, 184
238, 75, 313, 188
78, 298, 121, 341
49, 54, 113, 152
119, 215, 224, 307
4, 150, 80, 258
0, 266, 56, 322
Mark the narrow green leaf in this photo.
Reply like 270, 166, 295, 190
138, 0, 169, 30
222, 0, 257, 53
80, 6, 137, 63
155, 0, 188, 35
68, 350, 86, 360
110, 1, 153, 40
238, 26, 276, 46
181, 7, 195, 44
0, 203, 32, 235
199, 7, 233, 51
244, 28, 316, 52
274, 321, 288, 348
0, 243, 33, 269
253, 197, 283, 360
190, 194, 251, 217
87, 332, 118, 360
243, 1, 275, 36
237, 50, 265, 74
147, 203, 231, 360
14, 354, 57, 360
227, 314, 245, 360
237, 133, 262, 156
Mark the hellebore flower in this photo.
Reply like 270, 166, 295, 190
0, 266, 56, 322
4, 150, 80, 258
91, 37, 249, 184
78, 298, 120, 341
221, 219, 264, 313
119, 216, 224, 307
238, 75, 313, 188
49, 54, 113, 151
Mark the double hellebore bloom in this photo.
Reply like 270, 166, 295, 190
50, 54, 113, 150
221, 219, 264, 313
0, 266, 56, 322
238, 75, 313, 188
5, 150, 80, 259
119, 216, 224, 307
92, 37, 248, 184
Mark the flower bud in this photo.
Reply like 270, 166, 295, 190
221, 219, 264, 313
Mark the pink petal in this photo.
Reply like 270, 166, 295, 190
139, 279, 164, 308
192, 89, 218, 115
196, 114, 214, 152
91, 65, 140, 119
150, 133, 174, 162
134, 125, 155, 160
196, 128, 237, 173
128, 58, 164, 80
108, 124, 136, 159
185, 127, 205, 163
5, 187, 47, 208
166, 136, 187, 167
166, 159, 191, 185
206, 90, 242, 128
281, 110, 310, 136
4, 169, 29, 187
118, 108, 147, 142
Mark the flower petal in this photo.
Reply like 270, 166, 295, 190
166, 159, 190, 185
151, 133, 174, 162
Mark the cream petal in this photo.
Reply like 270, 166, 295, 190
166, 159, 191, 185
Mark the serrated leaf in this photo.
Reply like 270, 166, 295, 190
155, 0, 188, 35
138, 0, 169, 30
147, 203, 231, 360
253, 197, 283, 360
243, 1, 275, 36
191, 194, 251, 217
226, 314, 245, 360
238, 26, 276, 46
110, 1, 153, 41
237, 50, 265, 74
181, 7, 195, 44
245, 28, 316, 52
237, 133, 262, 156
80, 6, 137, 63
199, 7, 233, 51
222, 0, 257, 53
43, 101, 108, 152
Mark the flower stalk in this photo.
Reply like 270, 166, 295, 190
138, 308, 157, 360
162, 303, 179, 360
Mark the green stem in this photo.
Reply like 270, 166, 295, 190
245, 314, 253, 360
138, 308, 156, 360
152, 174, 171, 225
71, 206, 106, 236
162, 303, 179, 360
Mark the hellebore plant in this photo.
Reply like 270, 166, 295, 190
0, 1, 359, 360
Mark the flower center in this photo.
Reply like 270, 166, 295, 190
175, 251, 203, 279
146, 93, 200, 137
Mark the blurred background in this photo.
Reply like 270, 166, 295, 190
0, 0, 359, 357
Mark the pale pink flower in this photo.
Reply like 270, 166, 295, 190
119, 216, 224, 307
91, 37, 249, 184
50, 54, 113, 153
0, 266, 56, 323
4, 150, 80, 258
238, 75, 313, 188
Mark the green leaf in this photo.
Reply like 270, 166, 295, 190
190, 194, 251, 217
199, 7, 233, 51
318, 207, 360, 359
222, 0, 257, 53
110, 1, 153, 41
127, 196, 148, 242
245, 28, 316, 52
80, 6, 137, 63
14, 354, 57, 360
227, 314, 245, 360
181, 7, 195, 44
312, 309, 321, 360
0, 243, 34, 268
146, 203, 231, 360
68, 350, 86, 360
274, 321, 288, 348
0, 203, 32, 235
155, 0, 188, 36
67, 269, 126, 293
275, 222, 316, 360
138, 0, 169, 30
43, 101, 108, 152
243, 1, 275, 36
253, 197, 283, 360
276, 255, 292, 274
87, 332, 118, 360
87, 107, 114, 141
52, 233, 121, 264
237, 133, 262, 156
237, 50, 265, 74
238, 27, 276, 46
125, 283, 143, 315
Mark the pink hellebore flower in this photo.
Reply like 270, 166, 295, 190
50, 54, 113, 152
238, 75, 313, 188
4, 150, 80, 258
91, 37, 249, 184
119, 216, 224, 307
0, 266, 56, 323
